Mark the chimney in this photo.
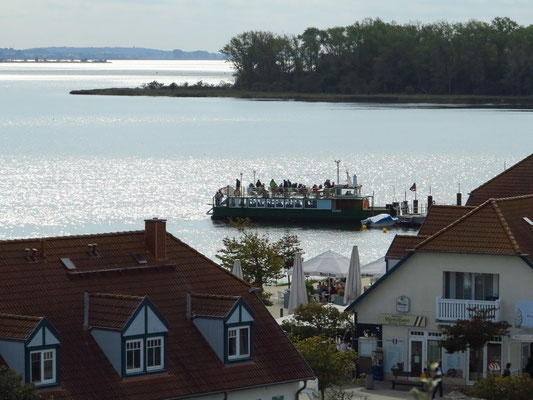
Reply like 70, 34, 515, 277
83, 292, 89, 329
144, 218, 167, 259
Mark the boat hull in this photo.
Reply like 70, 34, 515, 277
211, 206, 388, 223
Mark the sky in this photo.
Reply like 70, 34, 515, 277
2, 0, 533, 52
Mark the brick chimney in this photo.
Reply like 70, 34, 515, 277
144, 218, 167, 259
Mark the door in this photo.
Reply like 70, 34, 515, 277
410, 340, 423, 376
467, 347, 484, 383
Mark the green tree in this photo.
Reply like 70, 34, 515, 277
440, 308, 510, 381
0, 366, 41, 400
282, 302, 353, 341
295, 336, 357, 400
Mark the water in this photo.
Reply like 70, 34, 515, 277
0, 60, 531, 264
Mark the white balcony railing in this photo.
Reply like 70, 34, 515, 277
436, 297, 501, 322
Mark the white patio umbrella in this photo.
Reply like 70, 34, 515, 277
288, 253, 308, 314
302, 250, 350, 277
361, 256, 386, 278
232, 259, 243, 279
344, 246, 362, 305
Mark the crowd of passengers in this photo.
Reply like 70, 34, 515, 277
214, 178, 339, 205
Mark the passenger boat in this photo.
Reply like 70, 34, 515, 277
210, 175, 390, 223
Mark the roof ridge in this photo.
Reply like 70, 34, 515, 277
430, 205, 476, 209
0, 313, 43, 321
190, 293, 240, 301
490, 200, 522, 254
469, 153, 533, 195
492, 194, 533, 202
0, 230, 144, 244
90, 292, 145, 301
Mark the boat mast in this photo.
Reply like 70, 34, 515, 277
335, 160, 341, 184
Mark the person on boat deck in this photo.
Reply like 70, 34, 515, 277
256, 179, 262, 187
236, 178, 241, 189
247, 183, 254, 195
270, 179, 277, 188
312, 184, 318, 191
214, 190, 222, 206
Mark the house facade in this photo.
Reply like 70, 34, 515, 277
0, 218, 314, 399
347, 195, 533, 384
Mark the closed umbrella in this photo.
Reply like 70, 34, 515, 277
232, 259, 243, 280
344, 246, 362, 305
288, 253, 308, 314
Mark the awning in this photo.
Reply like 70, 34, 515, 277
511, 329, 533, 342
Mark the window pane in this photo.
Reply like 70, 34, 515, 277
147, 338, 162, 368
239, 328, 249, 355
126, 340, 142, 371
475, 273, 485, 300
31, 352, 41, 382
44, 358, 54, 380
487, 343, 502, 375
228, 329, 237, 356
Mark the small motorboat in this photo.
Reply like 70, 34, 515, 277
361, 213, 398, 228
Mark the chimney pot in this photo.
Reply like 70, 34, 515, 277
144, 218, 167, 259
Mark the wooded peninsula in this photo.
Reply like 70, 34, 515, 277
72, 18, 533, 103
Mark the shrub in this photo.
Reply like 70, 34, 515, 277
469, 374, 533, 400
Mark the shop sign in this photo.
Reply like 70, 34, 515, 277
378, 314, 426, 327
396, 295, 410, 313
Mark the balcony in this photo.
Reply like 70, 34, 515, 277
436, 297, 501, 322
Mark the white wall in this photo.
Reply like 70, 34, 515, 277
355, 252, 532, 331
193, 381, 302, 400
353, 252, 533, 379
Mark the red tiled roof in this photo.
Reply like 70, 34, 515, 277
88, 293, 144, 330
0, 230, 314, 399
191, 293, 239, 318
418, 205, 475, 236
416, 195, 533, 262
467, 153, 533, 206
0, 313, 42, 341
385, 235, 428, 259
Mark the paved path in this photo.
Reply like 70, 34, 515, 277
302, 380, 449, 400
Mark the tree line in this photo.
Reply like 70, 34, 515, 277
221, 17, 533, 96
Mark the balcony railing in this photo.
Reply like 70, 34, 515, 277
436, 297, 501, 322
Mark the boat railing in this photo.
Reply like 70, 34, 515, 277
219, 186, 366, 200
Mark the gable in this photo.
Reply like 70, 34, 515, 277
124, 301, 168, 336
226, 300, 254, 324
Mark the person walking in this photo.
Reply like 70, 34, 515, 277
432, 361, 443, 399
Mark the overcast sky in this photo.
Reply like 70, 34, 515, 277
2, 0, 533, 52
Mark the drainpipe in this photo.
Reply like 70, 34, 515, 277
222, 392, 228, 400
295, 380, 307, 400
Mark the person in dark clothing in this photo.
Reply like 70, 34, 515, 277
256, 180, 262, 187
503, 362, 511, 377
235, 179, 241, 189
432, 361, 443, 399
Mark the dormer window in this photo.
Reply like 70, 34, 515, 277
228, 326, 250, 360
189, 293, 254, 364
0, 314, 61, 388
87, 293, 169, 377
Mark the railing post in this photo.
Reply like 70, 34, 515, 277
436, 297, 441, 320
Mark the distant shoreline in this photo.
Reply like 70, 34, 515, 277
70, 87, 533, 108
1, 60, 109, 63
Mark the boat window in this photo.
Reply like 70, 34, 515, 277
294, 200, 303, 208
257, 199, 266, 208
267, 199, 275, 208
229, 198, 238, 208
285, 199, 294, 208
247, 199, 257, 208
305, 200, 317, 209
276, 200, 284, 208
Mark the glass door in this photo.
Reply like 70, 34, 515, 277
467, 347, 484, 383
410, 340, 423, 376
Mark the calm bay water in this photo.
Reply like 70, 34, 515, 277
0, 60, 531, 264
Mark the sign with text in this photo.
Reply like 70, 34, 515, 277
378, 314, 426, 327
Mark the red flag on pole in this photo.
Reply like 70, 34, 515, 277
409, 183, 417, 192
